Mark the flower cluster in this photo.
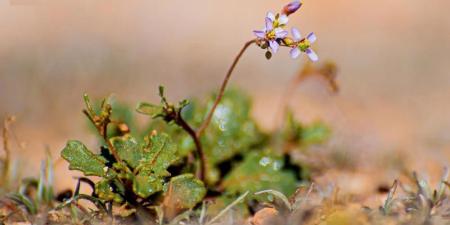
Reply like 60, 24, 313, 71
253, 1, 318, 62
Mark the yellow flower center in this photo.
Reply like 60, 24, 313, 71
266, 30, 276, 39
298, 39, 311, 52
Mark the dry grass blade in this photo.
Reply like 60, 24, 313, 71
168, 209, 192, 225
199, 201, 207, 225
413, 172, 432, 200
205, 191, 249, 225
291, 183, 314, 211
436, 167, 449, 202
2, 116, 16, 186
255, 189, 292, 211
382, 179, 398, 215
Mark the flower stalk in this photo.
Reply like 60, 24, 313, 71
196, 39, 257, 136
175, 115, 207, 181
198, 1, 317, 136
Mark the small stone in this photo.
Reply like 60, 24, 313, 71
250, 207, 280, 225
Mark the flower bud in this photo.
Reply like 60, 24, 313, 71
283, 37, 295, 46
281, 1, 302, 16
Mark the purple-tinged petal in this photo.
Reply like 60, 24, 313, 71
290, 47, 301, 59
274, 28, 288, 38
307, 32, 317, 43
269, 40, 279, 53
278, 14, 289, 25
282, 1, 302, 16
265, 17, 273, 31
253, 30, 266, 38
291, 27, 302, 41
306, 48, 318, 61
266, 12, 276, 22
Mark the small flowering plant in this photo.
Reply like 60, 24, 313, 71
253, 1, 318, 61
47, 0, 328, 223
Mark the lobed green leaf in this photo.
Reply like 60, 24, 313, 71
140, 133, 179, 177
111, 135, 143, 169
165, 174, 206, 209
61, 141, 108, 177
132, 170, 164, 198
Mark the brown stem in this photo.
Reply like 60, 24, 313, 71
2, 118, 11, 185
176, 114, 206, 181
103, 123, 123, 164
196, 39, 257, 136
83, 110, 122, 164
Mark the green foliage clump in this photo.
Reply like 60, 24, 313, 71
137, 88, 330, 200
140, 89, 266, 185
0, 88, 332, 224
55, 87, 331, 221
60, 93, 206, 219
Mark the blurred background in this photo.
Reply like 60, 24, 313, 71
1, 0, 449, 196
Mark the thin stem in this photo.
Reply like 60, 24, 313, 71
176, 114, 206, 181
196, 39, 257, 136
103, 123, 123, 164
2, 117, 12, 185
83, 110, 122, 164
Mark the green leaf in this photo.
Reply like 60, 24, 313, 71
222, 152, 297, 197
132, 170, 164, 198
61, 141, 107, 177
201, 90, 264, 184
130, 133, 179, 198
136, 102, 164, 118
301, 122, 331, 146
164, 174, 206, 209
178, 99, 190, 109
144, 120, 195, 159
95, 179, 124, 203
111, 135, 143, 169
83, 93, 95, 116
140, 133, 179, 177
142, 89, 264, 185
202, 89, 263, 165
